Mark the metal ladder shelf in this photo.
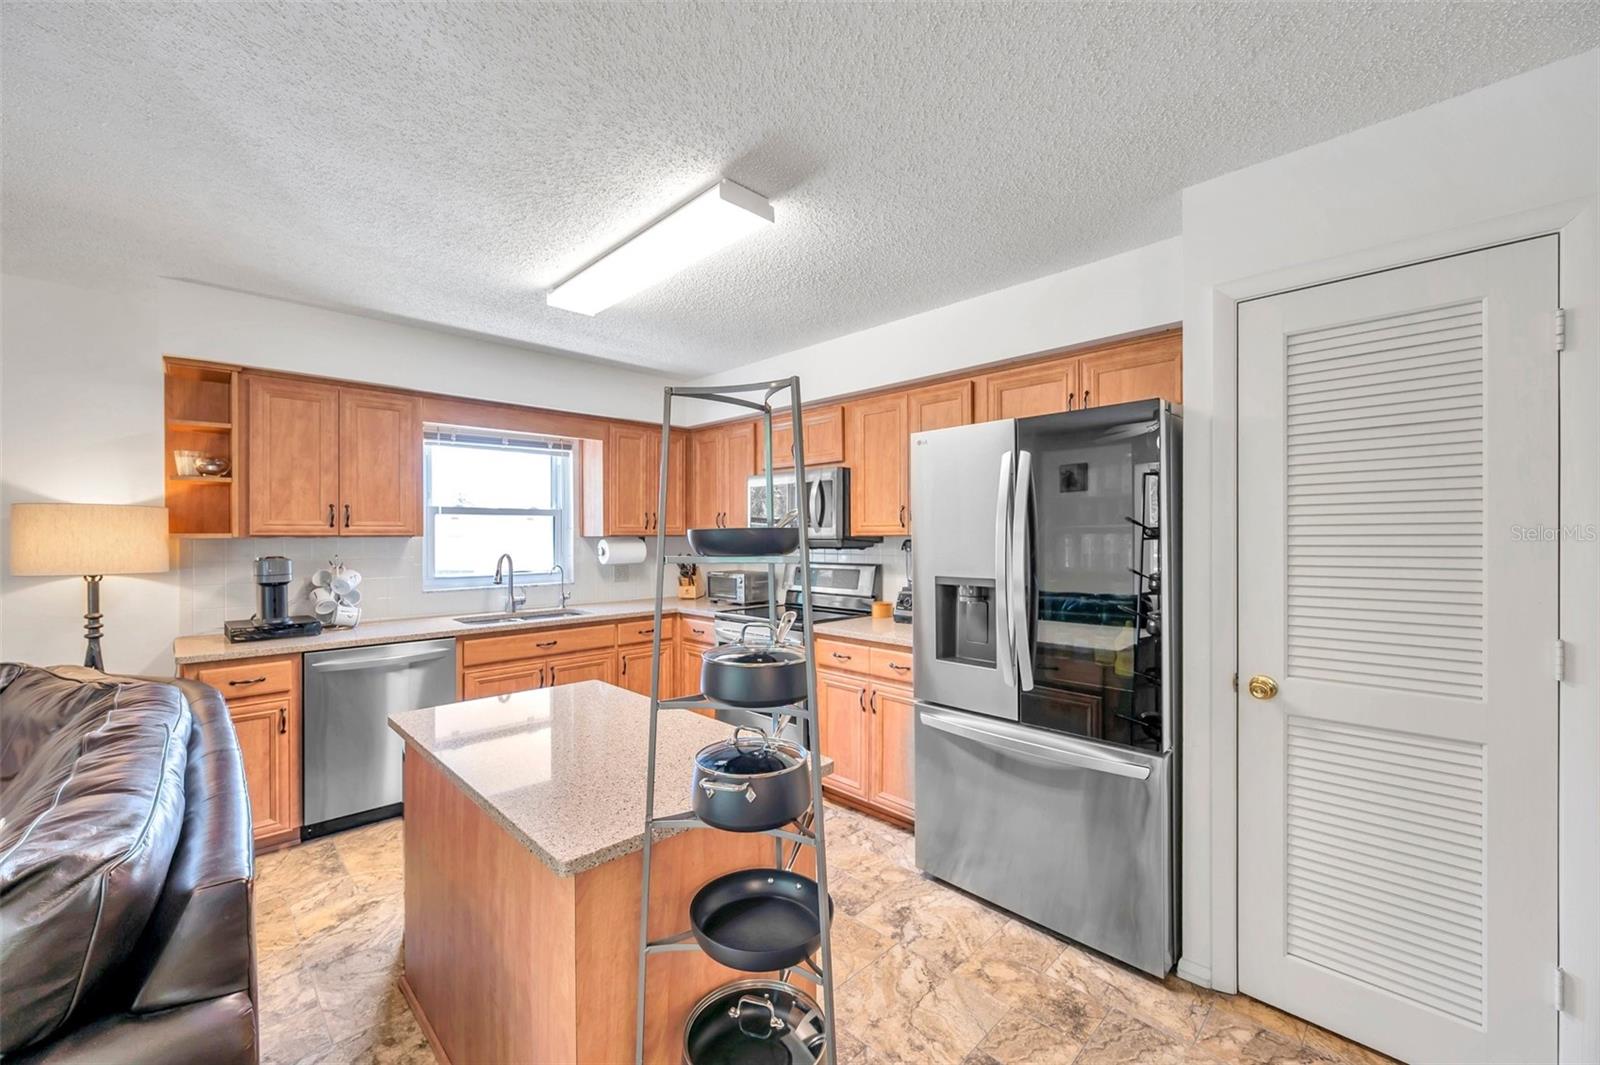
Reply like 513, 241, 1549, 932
634, 377, 838, 1065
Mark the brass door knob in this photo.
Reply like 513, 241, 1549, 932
1247, 675, 1279, 700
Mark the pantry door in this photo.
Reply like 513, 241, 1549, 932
1237, 236, 1559, 1063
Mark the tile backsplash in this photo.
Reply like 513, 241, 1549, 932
178, 535, 690, 635
177, 534, 914, 636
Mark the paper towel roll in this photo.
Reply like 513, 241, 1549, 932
596, 537, 647, 566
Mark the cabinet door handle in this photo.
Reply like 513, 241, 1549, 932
278, 707, 287, 734
898, 504, 906, 528
857, 688, 866, 713
1083, 389, 1090, 408
548, 666, 556, 685
888, 662, 910, 674
536, 639, 558, 649
343, 504, 351, 528
538, 666, 547, 688
328, 504, 336, 528
870, 690, 878, 714
228, 676, 267, 687
1066, 393, 1075, 411
620, 656, 627, 676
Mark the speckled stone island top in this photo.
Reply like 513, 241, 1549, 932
387, 679, 831, 877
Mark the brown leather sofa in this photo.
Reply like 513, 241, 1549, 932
1, 665, 258, 1064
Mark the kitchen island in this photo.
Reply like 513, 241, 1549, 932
388, 680, 818, 1065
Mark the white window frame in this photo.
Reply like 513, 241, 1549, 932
422, 426, 575, 592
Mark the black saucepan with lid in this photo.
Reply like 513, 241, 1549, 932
682, 978, 827, 1064
701, 612, 807, 708
692, 727, 812, 832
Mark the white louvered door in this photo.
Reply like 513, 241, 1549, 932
1237, 236, 1559, 1063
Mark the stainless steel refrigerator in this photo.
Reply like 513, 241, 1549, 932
911, 398, 1180, 976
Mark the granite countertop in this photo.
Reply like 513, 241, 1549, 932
387, 679, 830, 877
173, 597, 720, 665
813, 614, 914, 648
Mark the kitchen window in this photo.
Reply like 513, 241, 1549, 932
423, 427, 574, 590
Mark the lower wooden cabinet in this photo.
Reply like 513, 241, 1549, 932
461, 660, 546, 698
619, 644, 675, 697
816, 639, 915, 824
182, 652, 301, 848
679, 639, 711, 701
546, 648, 616, 686
228, 693, 299, 844
817, 670, 871, 800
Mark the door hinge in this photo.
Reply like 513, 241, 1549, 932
1554, 639, 1567, 683
1231, 672, 1239, 693
1554, 308, 1567, 352
1555, 966, 1567, 1012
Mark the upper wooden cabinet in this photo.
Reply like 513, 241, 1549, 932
582, 424, 686, 537
340, 387, 424, 535
845, 393, 910, 536
1080, 332, 1182, 408
246, 375, 421, 536
769, 404, 844, 468
978, 359, 1081, 422
688, 420, 756, 529
908, 380, 973, 435
246, 376, 342, 535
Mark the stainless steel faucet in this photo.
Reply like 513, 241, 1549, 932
493, 553, 525, 614
553, 563, 571, 610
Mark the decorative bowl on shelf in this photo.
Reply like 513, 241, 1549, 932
194, 457, 231, 477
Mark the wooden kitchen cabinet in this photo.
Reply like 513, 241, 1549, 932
868, 682, 916, 822
978, 359, 1081, 422
545, 648, 616, 687
815, 637, 916, 825
246, 376, 341, 535
1078, 331, 1182, 409
461, 660, 546, 699
770, 404, 844, 468
181, 652, 301, 848
339, 387, 422, 535
583, 425, 688, 537
817, 670, 871, 801
688, 421, 756, 529
245, 374, 420, 536
845, 393, 910, 535
619, 644, 675, 698
908, 380, 974, 434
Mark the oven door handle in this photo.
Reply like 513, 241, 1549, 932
994, 450, 1015, 689
920, 706, 1152, 780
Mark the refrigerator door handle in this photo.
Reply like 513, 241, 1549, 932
920, 706, 1152, 780
994, 450, 1015, 689
1011, 449, 1035, 692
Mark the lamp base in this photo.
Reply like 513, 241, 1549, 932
83, 574, 104, 672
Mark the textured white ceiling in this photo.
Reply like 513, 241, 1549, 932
3, 3, 1596, 375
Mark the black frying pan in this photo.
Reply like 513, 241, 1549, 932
687, 527, 800, 557
689, 868, 831, 972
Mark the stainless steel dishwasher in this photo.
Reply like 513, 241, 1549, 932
302, 638, 456, 838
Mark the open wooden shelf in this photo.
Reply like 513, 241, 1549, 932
165, 357, 241, 537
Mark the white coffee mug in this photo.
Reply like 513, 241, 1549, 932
312, 568, 334, 589
339, 586, 362, 607
332, 603, 360, 628
332, 570, 362, 596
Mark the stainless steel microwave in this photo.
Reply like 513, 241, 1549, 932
746, 466, 878, 549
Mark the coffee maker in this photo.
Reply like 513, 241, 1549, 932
224, 556, 323, 642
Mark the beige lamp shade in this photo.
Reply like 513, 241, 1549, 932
10, 503, 171, 576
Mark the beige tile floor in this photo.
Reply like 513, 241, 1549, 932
254, 806, 1397, 1065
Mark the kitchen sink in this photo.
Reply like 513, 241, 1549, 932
453, 609, 587, 625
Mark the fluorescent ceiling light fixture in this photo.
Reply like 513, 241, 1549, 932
547, 179, 774, 315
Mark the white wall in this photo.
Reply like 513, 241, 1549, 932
677, 238, 1181, 420
0, 275, 175, 674
157, 280, 677, 423
1178, 52, 1599, 1059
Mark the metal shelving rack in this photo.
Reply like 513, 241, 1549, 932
634, 377, 837, 1065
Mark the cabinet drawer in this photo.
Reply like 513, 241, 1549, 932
679, 616, 717, 646
461, 623, 618, 668
868, 646, 914, 684
192, 656, 297, 699
815, 637, 869, 674
619, 616, 675, 646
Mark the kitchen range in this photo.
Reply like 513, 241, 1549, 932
910, 398, 1180, 977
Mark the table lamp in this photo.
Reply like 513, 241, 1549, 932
9, 503, 170, 670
